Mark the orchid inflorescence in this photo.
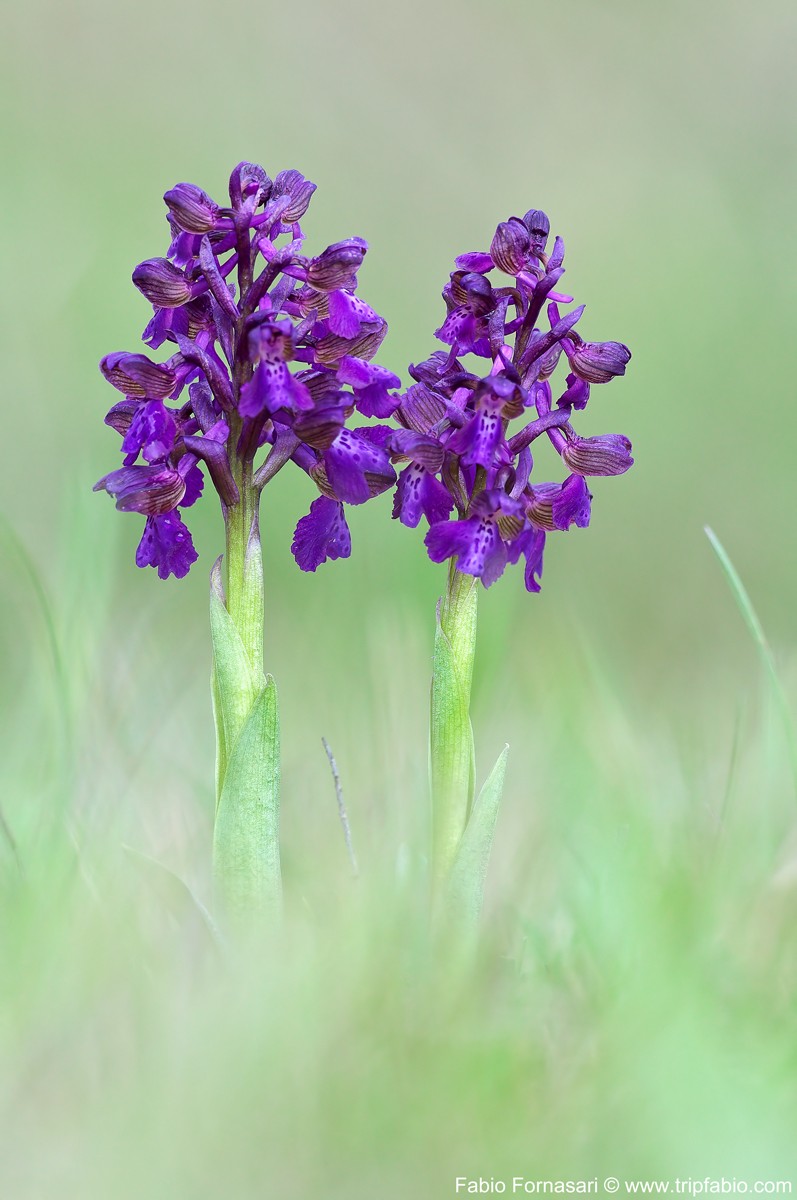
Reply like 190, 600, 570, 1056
95, 161, 400, 579
388, 209, 632, 592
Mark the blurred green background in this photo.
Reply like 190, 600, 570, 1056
2, 0, 797, 1195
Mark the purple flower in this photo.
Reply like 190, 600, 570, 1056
94, 464, 187, 514
132, 259, 196, 308
507, 527, 546, 593
320, 428, 396, 505
291, 496, 351, 571
561, 433, 634, 477
163, 183, 219, 234
97, 161, 400, 579
307, 239, 367, 291
384, 209, 632, 592
100, 352, 177, 398
564, 336, 631, 384
389, 430, 453, 528
136, 513, 198, 580
426, 492, 523, 588
121, 400, 176, 464
337, 356, 401, 418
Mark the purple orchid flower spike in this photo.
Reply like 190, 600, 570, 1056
385, 210, 632, 593
96, 163, 398, 582
390, 207, 634, 935
94, 161, 400, 924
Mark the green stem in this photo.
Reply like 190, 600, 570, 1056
430, 561, 478, 894
210, 423, 281, 921
225, 446, 263, 679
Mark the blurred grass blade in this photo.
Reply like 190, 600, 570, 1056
122, 845, 222, 945
705, 526, 797, 790
444, 744, 509, 937
430, 575, 477, 891
213, 677, 281, 921
0, 511, 73, 759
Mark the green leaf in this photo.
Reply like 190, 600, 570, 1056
430, 606, 476, 886
444, 744, 509, 935
213, 677, 281, 920
211, 659, 226, 810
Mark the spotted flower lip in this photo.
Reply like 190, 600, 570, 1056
136, 512, 198, 580
385, 208, 632, 593
290, 495, 351, 571
97, 161, 398, 579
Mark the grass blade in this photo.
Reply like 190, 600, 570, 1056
705, 525, 797, 792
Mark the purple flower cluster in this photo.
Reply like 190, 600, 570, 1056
386, 210, 633, 591
95, 162, 400, 578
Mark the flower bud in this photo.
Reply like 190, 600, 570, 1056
132, 258, 194, 307
271, 170, 317, 221
228, 161, 272, 208
522, 209, 550, 256
93, 465, 185, 515
100, 351, 177, 398
566, 339, 631, 384
562, 434, 634, 477
307, 238, 367, 291
164, 183, 219, 234
490, 218, 530, 275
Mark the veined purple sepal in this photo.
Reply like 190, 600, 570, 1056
564, 337, 631, 383
100, 352, 177, 398
164, 183, 220, 234
133, 258, 196, 308
307, 239, 367, 291
270, 169, 316, 221
93, 464, 186, 514
490, 218, 530, 275
562, 433, 634, 477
